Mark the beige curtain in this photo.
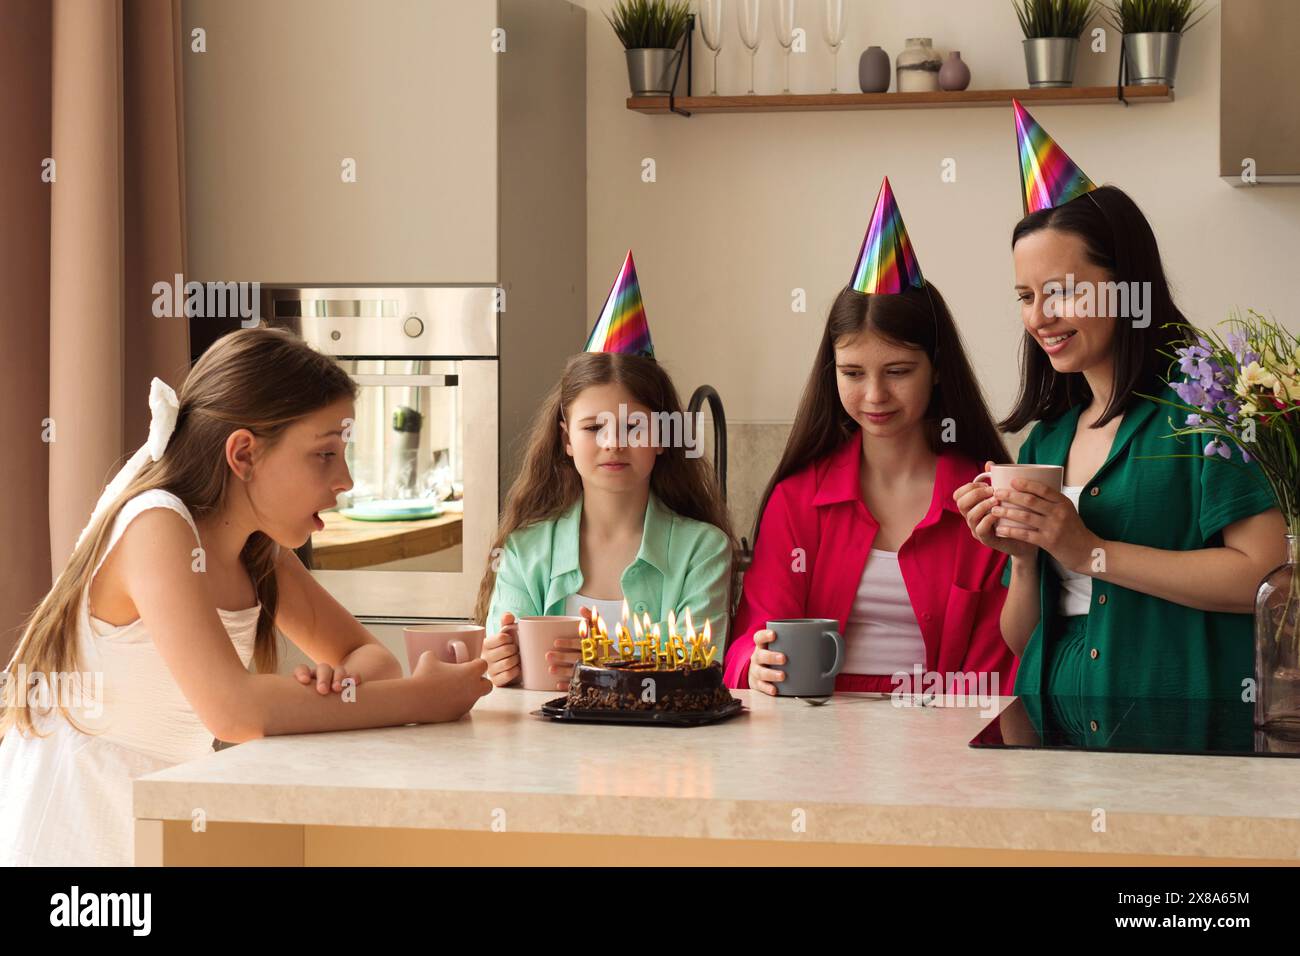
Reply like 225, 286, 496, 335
0, 0, 189, 662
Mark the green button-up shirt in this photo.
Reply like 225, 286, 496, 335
1005, 385, 1277, 699
485, 493, 733, 649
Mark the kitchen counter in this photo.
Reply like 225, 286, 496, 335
309, 510, 462, 570
133, 690, 1300, 866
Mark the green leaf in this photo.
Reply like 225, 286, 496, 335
1012, 0, 1099, 38
606, 0, 693, 49
1103, 0, 1209, 34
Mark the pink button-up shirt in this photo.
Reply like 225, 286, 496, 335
724, 433, 1016, 692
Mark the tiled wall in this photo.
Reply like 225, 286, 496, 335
702, 421, 792, 550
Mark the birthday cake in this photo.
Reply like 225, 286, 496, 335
565, 607, 734, 713
567, 659, 732, 713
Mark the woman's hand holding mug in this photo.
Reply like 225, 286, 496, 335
748, 629, 786, 696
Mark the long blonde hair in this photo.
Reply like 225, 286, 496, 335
2, 327, 356, 736
473, 352, 737, 626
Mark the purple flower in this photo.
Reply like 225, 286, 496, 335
1174, 381, 1208, 406
1204, 439, 1231, 459
1186, 413, 1202, 426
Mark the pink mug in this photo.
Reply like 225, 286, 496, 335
403, 624, 485, 674
974, 464, 1064, 530
515, 616, 584, 691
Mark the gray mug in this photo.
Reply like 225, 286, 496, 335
767, 618, 845, 697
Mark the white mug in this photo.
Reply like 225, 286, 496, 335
974, 464, 1064, 530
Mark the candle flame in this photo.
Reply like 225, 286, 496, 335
684, 606, 696, 639
578, 618, 588, 638
703, 618, 712, 643
668, 608, 677, 638
633, 614, 643, 639
621, 598, 630, 625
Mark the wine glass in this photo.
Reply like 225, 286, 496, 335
774, 0, 796, 94
698, 0, 724, 95
823, 0, 845, 93
738, 0, 762, 95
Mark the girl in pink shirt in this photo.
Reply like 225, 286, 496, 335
725, 179, 1016, 696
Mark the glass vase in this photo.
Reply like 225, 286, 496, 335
1255, 532, 1300, 738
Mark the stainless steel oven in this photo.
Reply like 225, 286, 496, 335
263, 285, 498, 620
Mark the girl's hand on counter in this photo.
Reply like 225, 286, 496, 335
293, 662, 355, 696
546, 605, 591, 691
993, 478, 1103, 574
482, 612, 521, 686
953, 461, 1039, 561
410, 651, 492, 722
748, 629, 786, 696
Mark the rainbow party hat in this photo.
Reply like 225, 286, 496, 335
585, 250, 654, 358
849, 177, 925, 295
1013, 98, 1097, 216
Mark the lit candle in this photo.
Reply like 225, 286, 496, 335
594, 614, 612, 662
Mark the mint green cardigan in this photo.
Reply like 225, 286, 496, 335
485, 493, 732, 649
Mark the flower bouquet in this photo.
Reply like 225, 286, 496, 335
1153, 309, 1300, 736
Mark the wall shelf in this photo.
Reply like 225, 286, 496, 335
627, 84, 1173, 115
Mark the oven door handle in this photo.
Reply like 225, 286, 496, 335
350, 374, 459, 387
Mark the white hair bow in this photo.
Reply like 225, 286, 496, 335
74, 377, 181, 551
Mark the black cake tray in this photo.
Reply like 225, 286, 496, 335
534, 696, 745, 727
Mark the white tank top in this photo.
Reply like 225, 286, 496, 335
564, 592, 626, 629
1051, 486, 1093, 616
0, 489, 262, 866
842, 549, 927, 676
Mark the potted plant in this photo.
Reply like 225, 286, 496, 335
607, 0, 693, 97
1012, 0, 1099, 88
1157, 311, 1300, 739
1105, 0, 1208, 87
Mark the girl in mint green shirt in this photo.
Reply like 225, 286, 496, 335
475, 352, 736, 690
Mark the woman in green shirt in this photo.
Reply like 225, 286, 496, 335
954, 183, 1285, 708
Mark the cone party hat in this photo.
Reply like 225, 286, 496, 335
1013, 98, 1097, 216
585, 250, 654, 358
849, 177, 926, 295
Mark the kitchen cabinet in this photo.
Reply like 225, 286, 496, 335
1221, 0, 1300, 183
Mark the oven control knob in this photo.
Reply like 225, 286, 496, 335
403, 315, 424, 338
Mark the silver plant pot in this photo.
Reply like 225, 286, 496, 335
625, 48, 682, 96
1023, 37, 1079, 88
1123, 32, 1182, 86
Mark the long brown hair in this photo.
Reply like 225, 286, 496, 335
753, 283, 1009, 545
473, 352, 737, 625
2, 327, 357, 736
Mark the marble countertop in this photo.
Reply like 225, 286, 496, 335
134, 690, 1300, 858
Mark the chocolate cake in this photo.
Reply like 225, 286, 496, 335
566, 659, 734, 713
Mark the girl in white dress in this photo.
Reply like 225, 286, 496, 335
0, 327, 491, 866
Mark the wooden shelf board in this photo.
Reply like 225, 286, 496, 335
627, 85, 1173, 114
